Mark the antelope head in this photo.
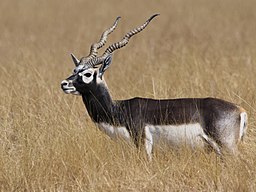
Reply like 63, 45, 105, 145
61, 14, 159, 95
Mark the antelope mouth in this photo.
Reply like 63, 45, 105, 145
61, 80, 81, 95
62, 88, 81, 95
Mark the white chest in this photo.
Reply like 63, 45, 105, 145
96, 123, 131, 141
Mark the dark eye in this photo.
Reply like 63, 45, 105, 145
84, 73, 92, 77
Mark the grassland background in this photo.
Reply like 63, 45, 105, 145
1, 0, 256, 191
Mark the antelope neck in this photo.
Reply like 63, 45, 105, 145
81, 84, 118, 124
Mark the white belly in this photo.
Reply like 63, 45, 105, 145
146, 123, 205, 148
96, 123, 131, 141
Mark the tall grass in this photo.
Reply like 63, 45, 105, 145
0, 0, 256, 191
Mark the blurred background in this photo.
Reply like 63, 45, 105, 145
0, 0, 256, 191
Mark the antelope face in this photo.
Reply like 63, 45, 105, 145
61, 55, 112, 95
61, 66, 99, 95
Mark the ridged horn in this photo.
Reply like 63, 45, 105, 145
104, 14, 159, 55
83, 14, 160, 68
80, 16, 121, 65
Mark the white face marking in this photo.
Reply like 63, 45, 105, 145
147, 123, 205, 148
79, 69, 94, 84
97, 123, 131, 142
61, 80, 81, 95
63, 89, 81, 95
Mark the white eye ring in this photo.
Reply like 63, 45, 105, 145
81, 71, 93, 84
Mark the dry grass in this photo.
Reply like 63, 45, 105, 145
1, 0, 256, 191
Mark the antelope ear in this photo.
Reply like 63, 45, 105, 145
98, 55, 112, 79
71, 53, 80, 66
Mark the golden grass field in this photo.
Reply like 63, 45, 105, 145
1, 0, 256, 191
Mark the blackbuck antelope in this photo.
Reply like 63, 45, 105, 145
61, 14, 248, 160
